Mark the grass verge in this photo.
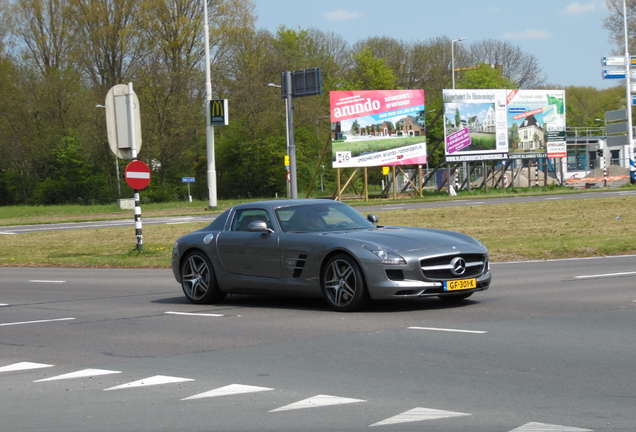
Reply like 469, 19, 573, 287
1, 195, 634, 268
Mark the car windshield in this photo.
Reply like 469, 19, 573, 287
276, 203, 376, 233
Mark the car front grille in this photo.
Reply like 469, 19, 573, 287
420, 253, 487, 280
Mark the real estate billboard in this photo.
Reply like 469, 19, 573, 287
443, 89, 509, 162
330, 90, 427, 168
506, 89, 566, 159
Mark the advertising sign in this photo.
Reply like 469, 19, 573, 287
329, 90, 426, 167
443, 89, 508, 162
507, 89, 566, 159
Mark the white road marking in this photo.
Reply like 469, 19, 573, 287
182, 384, 274, 400
576, 271, 636, 279
0, 232, 16, 235
0, 317, 75, 327
104, 375, 194, 391
270, 394, 366, 412
165, 311, 224, 317
0, 304, 8, 307
0, 362, 54, 373
408, 326, 487, 334
28, 280, 66, 283
510, 422, 593, 431
370, 407, 471, 426
35, 368, 122, 382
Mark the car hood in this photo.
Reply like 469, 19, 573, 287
332, 226, 485, 254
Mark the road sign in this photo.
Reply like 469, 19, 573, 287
602, 56, 625, 66
602, 69, 626, 79
182, 177, 195, 183
124, 160, 151, 190
104, 84, 142, 160
209, 99, 228, 126
605, 109, 627, 122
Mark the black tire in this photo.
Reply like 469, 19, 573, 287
438, 292, 474, 302
180, 251, 225, 304
321, 254, 369, 312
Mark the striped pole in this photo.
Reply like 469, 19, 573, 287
127, 83, 143, 252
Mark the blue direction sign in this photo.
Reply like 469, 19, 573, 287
181, 177, 195, 183
602, 56, 625, 67
603, 69, 626, 80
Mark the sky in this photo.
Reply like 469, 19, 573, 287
253, 0, 620, 90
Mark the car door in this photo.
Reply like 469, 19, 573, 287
216, 209, 282, 278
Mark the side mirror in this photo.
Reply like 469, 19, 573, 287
247, 220, 274, 233
367, 214, 379, 224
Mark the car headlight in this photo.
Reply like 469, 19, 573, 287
362, 245, 406, 265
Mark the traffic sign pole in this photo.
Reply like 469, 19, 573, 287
623, 0, 636, 184
127, 82, 144, 251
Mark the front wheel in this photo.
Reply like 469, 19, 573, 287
321, 254, 369, 312
180, 251, 225, 304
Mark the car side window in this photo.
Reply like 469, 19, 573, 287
230, 209, 272, 231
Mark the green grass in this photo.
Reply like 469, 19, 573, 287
1, 191, 635, 268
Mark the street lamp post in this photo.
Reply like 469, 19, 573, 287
451, 37, 467, 89
203, 0, 217, 208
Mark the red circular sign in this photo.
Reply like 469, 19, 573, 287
124, 160, 151, 190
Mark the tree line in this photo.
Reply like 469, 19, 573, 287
0, 0, 627, 205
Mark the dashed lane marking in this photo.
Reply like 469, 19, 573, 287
165, 311, 224, 317
270, 394, 366, 412
35, 368, 122, 382
0, 317, 75, 327
104, 375, 194, 391
0, 362, 54, 373
408, 326, 487, 334
369, 407, 471, 427
510, 422, 593, 431
182, 384, 274, 401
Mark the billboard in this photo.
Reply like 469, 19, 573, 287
330, 90, 426, 167
443, 89, 508, 162
506, 90, 566, 159
443, 89, 567, 162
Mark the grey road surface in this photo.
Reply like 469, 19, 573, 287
1, 256, 635, 431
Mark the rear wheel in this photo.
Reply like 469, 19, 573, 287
180, 251, 225, 304
321, 254, 369, 312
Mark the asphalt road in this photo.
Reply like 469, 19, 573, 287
1, 256, 635, 431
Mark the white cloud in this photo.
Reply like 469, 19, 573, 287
563, 1, 598, 14
502, 29, 552, 40
322, 9, 363, 21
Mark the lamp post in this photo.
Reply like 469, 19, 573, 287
203, 0, 217, 208
451, 37, 467, 89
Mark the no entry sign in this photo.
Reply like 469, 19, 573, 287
124, 160, 151, 190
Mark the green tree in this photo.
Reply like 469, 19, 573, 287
456, 63, 516, 89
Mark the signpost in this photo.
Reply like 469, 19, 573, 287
104, 82, 147, 251
182, 177, 195, 202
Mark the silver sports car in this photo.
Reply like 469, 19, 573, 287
172, 199, 491, 311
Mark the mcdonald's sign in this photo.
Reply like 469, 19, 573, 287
209, 99, 229, 126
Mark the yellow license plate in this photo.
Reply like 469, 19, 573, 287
444, 278, 476, 291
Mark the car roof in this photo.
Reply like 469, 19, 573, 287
232, 199, 342, 211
